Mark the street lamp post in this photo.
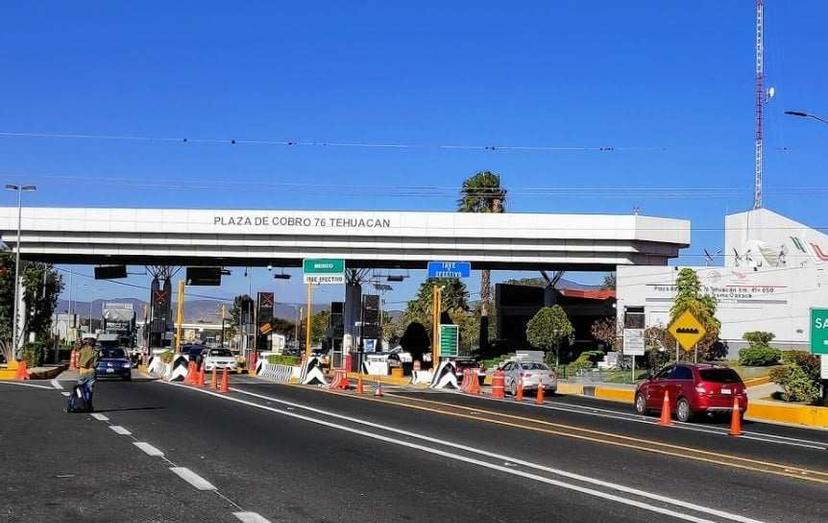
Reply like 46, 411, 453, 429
785, 110, 828, 126
5, 184, 36, 358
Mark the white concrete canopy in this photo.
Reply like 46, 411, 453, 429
0, 207, 690, 270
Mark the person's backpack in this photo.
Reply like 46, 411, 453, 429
67, 383, 93, 413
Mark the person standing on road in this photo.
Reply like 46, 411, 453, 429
77, 342, 98, 402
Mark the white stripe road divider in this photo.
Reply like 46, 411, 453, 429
233, 512, 272, 523
109, 425, 132, 435
61, 391, 70, 397
169, 467, 217, 491
422, 390, 828, 451
162, 381, 762, 523
0, 381, 54, 390
90, 413, 109, 421
50, 378, 63, 390
133, 442, 165, 457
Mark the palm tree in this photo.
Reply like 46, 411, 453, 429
457, 171, 506, 350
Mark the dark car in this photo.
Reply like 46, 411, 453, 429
95, 347, 132, 381
181, 344, 207, 365
634, 363, 747, 422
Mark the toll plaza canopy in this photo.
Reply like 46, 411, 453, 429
0, 207, 690, 270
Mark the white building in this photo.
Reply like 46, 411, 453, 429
617, 208, 828, 352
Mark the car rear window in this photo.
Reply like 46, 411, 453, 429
100, 348, 125, 359
209, 349, 232, 357
699, 368, 742, 384
520, 362, 549, 370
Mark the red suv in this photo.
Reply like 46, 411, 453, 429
634, 363, 747, 422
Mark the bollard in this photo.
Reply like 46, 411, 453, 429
491, 370, 505, 399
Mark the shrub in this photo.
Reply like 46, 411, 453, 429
742, 331, 775, 347
21, 342, 46, 367
266, 354, 301, 366
738, 346, 781, 366
770, 351, 821, 403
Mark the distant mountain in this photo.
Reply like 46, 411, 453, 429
56, 298, 328, 324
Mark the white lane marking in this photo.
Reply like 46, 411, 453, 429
164, 382, 758, 523
420, 390, 828, 449
229, 388, 763, 523
0, 381, 54, 390
109, 425, 132, 435
50, 378, 63, 390
61, 391, 70, 397
90, 413, 109, 421
169, 467, 216, 491
233, 512, 271, 523
133, 442, 164, 457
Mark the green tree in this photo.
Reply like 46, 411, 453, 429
670, 268, 720, 360
404, 277, 470, 333
526, 305, 575, 366
311, 309, 330, 343
601, 273, 616, 291
0, 254, 63, 355
230, 295, 254, 326
458, 170, 506, 350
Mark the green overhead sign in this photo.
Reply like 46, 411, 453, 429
303, 259, 345, 274
809, 308, 828, 355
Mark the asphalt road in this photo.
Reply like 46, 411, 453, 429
2, 375, 826, 522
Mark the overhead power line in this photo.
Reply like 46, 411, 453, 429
0, 130, 661, 153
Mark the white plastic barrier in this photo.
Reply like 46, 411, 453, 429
411, 370, 433, 385
429, 361, 459, 390
256, 361, 297, 383
300, 357, 328, 386
166, 355, 190, 382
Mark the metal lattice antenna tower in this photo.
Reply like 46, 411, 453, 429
753, 0, 765, 209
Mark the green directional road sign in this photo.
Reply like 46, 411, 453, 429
303, 258, 345, 274
809, 308, 828, 355
302, 258, 346, 285
439, 324, 459, 357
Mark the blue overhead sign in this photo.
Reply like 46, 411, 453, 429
427, 261, 471, 279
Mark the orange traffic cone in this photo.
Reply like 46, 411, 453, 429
211, 367, 218, 389
729, 396, 742, 437
16, 360, 30, 381
374, 379, 383, 397
659, 390, 672, 426
195, 363, 205, 387
515, 378, 524, 401
535, 383, 544, 405
218, 367, 229, 393
185, 361, 194, 385
356, 374, 364, 394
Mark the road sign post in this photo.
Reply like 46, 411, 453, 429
667, 310, 707, 357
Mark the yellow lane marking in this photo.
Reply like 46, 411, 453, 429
316, 388, 828, 485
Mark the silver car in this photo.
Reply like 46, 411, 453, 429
499, 360, 557, 395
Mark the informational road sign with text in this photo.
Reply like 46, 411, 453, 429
302, 258, 346, 285
427, 261, 471, 279
439, 324, 459, 357
809, 308, 828, 355
623, 328, 645, 356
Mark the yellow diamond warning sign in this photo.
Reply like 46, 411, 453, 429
668, 310, 707, 351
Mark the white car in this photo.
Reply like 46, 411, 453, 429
499, 360, 557, 395
203, 348, 238, 373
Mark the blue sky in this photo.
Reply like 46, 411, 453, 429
1, 1, 827, 307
